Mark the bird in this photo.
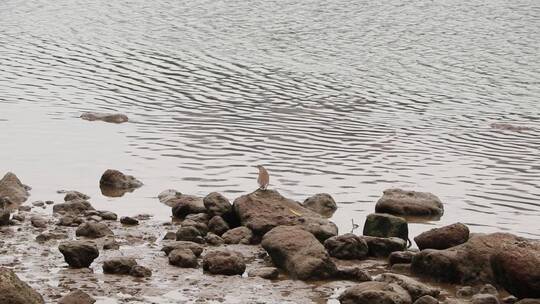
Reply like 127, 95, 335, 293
256, 165, 270, 190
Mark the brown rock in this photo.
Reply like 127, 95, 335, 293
414, 223, 469, 250
375, 188, 443, 217
0, 267, 44, 304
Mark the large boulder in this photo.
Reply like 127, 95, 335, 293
222, 227, 254, 245
363, 213, 409, 242
491, 241, 540, 299
99, 169, 142, 189
376, 273, 440, 301
360, 236, 407, 257
76, 222, 113, 238
338, 281, 412, 304
170, 195, 207, 218
202, 250, 246, 275
58, 241, 99, 268
324, 233, 369, 260
233, 189, 338, 241
102, 257, 137, 275
203, 192, 232, 217
375, 189, 444, 217
80, 112, 128, 123
58, 290, 95, 304
261, 225, 337, 280
411, 233, 525, 284
0, 172, 31, 204
0, 267, 44, 304
414, 223, 469, 250
302, 193, 337, 217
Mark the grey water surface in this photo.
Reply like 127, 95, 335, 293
1, 0, 539, 238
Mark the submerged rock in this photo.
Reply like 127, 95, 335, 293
58, 289, 95, 304
0, 172, 31, 204
338, 281, 412, 304
324, 233, 369, 260
99, 169, 142, 190
414, 223, 469, 250
491, 240, 540, 299
103, 257, 137, 275
202, 250, 246, 276
375, 188, 444, 217
261, 225, 336, 280
363, 213, 409, 242
80, 112, 128, 123
58, 241, 99, 268
233, 189, 338, 242
302, 193, 337, 217
76, 222, 113, 239
0, 267, 44, 304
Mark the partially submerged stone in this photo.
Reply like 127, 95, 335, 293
376, 273, 440, 302
233, 189, 338, 242
414, 223, 469, 250
360, 236, 407, 257
0, 267, 44, 304
0, 172, 31, 204
363, 213, 409, 242
248, 267, 279, 279
103, 257, 137, 275
338, 281, 412, 304
99, 169, 142, 190
375, 188, 444, 217
63, 191, 90, 202
302, 193, 337, 217
170, 195, 207, 218
58, 241, 99, 268
261, 225, 337, 280
53, 200, 95, 215
80, 112, 128, 124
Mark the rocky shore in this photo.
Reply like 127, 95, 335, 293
0, 171, 539, 304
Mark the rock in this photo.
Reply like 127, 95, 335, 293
103, 238, 119, 250
102, 257, 137, 275
501, 296, 518, 304
324, 233, 369, 260
360, 236, 407, 257
58, 290, 95, 304
302, 193, 337, 217
392, 263, 413, 273
163, 231, 176, 240
120, 216, 139, 225
376, 273, 440, 301
0, 172, 31, 204
0, 210, 10, 226
515, 300, 540, 304
11, 213, 24, 222
181, 219, 208, 236
490, 123, 533, 132
202, 250, 246, 276
98, 211, 118, 221
185, 213, 209, 224
208, 216, 229, 236
205, 233, 224, 246
57, 215, 84, 227
456, 286, 474, 298
76, 222, 113, 238
161, 241, 204, 257
80, 112, 128, 123
233, 189, 338, 242
480, 284, 498, 295
31, 201, 44, 207
168, 248, 198, 268
176, 226, 204, 243
99, 169, 142, 189
411, 233, 526, 284
18, 205, 31, 212
491, 240, 540, 299
58, 241, 99, 268
157, 189, 182, 205
203, 192, 232, 216
363, 213, 409, 242
338, 281, 412, 304
30, 216, 47, 228
64, 191, 90, 202
389, 251, 416, 265
222, 227, 254, 245
261, 225, 336, 280
53, 200, 94, 215
170, 195, 207, 218
36, 231, 68, 243
0, 267, 44, 304
414, 223, 469, 250
87, 215, 102, 222
248, 267, 279, 279
336, 266, 372, 282
375, 188, 444, 217
471, 294, 500, 304
129, 265, 152, 278
414, 295, 439, 304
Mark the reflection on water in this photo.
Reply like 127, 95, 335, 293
0, 0, 539, 238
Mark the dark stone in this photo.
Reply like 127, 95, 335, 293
389, 251, 416, 265
203, 192, 232, 217
205, 233, 224, 246
202, 250, 246, 276
181, 219, 208, 236
360, 236, 407, 257
363, 213, 409, 242
471, 294, 500, 304
102, 257, 137, 275
36, 231, 68, 243
338, 281, 412, 304
375, 188, 444, 217
170, 195, 207, 218
103, 238, 120, 250
302, 193, 337, 217
247, 267, 279, 279
161, 241, 204, 257
0, 210, 10, 226
53, 200, 95, 215
176, 226, 204, 244
0, 172, 31, 204
129, 265, 152, 278
208, 216, 229, 236
324, 233, 369, 260
376, 273, 440, 302
414, 223, 469, 250
80, 112, 128, 123
98, 211, 118, 221
335, 266, 372, 282
58, 241, 99, 268
120, 216, 139, 225
222, 227, 254, 245
30, 216, 47, 228
414, 295, 439, 304
64, 191, 90, 202
168, 248, 198, 268
0, 267, 44, 304
261, 225, 337, 280
163, 231, 176, 240
58, 290, 95, 304
76, 222, 113, 239
99, 169, 142, 189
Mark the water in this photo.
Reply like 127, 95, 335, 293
1, 0, 539, 238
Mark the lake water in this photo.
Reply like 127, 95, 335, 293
1, 0, 539, 239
